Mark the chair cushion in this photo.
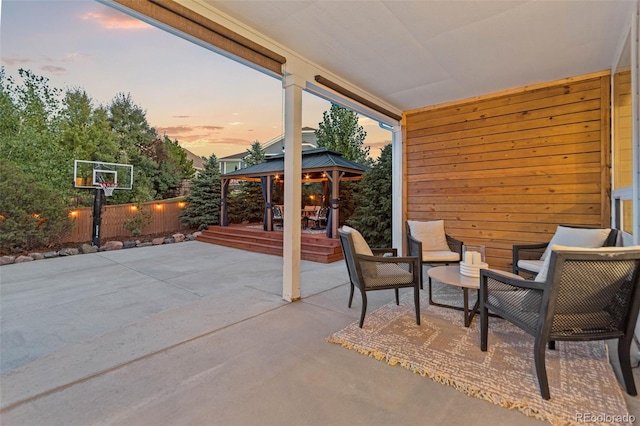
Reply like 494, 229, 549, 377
534, 244, 640, 283
341, 226, 376, 278
517, 259, 544, 273
422, 250, 460, 262
364, 263, 413, 288
407, 220, 450, 251
540, 226, 612, 261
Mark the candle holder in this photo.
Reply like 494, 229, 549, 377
460, 244, 488, 277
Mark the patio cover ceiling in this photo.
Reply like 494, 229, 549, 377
221, 148, 370, 182
199, 0, 635, 112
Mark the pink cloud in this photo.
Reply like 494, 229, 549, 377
81, 9, 150, 30
40, 65, 66, 75
1, 57, 33, 66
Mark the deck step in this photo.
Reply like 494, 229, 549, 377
197, 225, 343, 263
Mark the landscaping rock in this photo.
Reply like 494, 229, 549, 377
137, 242, 153, 247
15, 255, 34, 263
172, 233, 185, 242
102, 241, 123, 251
185, 233, 196, 241
43, 251, 59, 259
29, 252, 45, 260
0, 256, 15, 265
59, 248, 79, 256
79, 244, 98, 254
164, 237, 175, 244
193, 231, 202, 238
152, 237, 164, 245
123, 241, 137, 249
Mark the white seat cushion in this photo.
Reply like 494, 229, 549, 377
407, 220, 450, 251
422, 250, 460, 262
517, 259, 544, 273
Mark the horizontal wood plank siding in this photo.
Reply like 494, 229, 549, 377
404, 72, 611, 272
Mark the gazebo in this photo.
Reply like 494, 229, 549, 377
220, 148, 369, 238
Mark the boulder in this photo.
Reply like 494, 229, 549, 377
29, 252, 45, 260
102, 241, 123, 251
123, 241, 137, 249
172, 233, 185, 243
152, 237, 164, 245
192, 231, 202, 238
164, 237, 175, 244
59, 247, 79, 256
0, 256, 15, 265
43, 251, 59, 259
15, 255, 34, 263
79, 244, 98, 254
137, 242, 153, 247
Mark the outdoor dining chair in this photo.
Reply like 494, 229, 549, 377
480, 245, 640, 400
339, 226, 421, 328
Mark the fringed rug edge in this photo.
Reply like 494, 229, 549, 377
326, 333, 585, 426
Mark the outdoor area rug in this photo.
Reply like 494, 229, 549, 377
327, 292, 632, 426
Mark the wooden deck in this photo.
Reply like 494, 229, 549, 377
197, 224, 343, 263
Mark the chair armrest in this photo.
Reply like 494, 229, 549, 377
445, 234, 463, 255
481, 269, 545, 291
372, 248, 397, 256
512, 243, 548, 273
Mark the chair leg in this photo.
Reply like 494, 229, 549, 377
480, 306, 488, 351
480, 286, 488, 351
395, 288, 399, 305
534, 338, 551, 400
348, 282, 355, 308
414, 284, 421, 325
618, 336, 638, 396
358, 291, 368, 328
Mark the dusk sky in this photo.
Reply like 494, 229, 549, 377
1, 0, 391, 159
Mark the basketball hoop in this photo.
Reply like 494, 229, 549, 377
99, 182, 118, 197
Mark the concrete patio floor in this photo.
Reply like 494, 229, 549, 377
1, 240, 639, 425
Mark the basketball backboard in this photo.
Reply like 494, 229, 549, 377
73, 160, 133, 190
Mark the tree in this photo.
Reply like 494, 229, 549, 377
180, 154, 221, 230
60, 88, 119, 162
0, 159, 72, 253
347, 144, 392, 247
315, 103, 371, 165
231, 141, 265, 223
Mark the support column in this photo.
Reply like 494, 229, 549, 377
282, 74, 304, 302
392, 124, 404, 254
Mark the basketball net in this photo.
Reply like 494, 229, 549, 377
99, 182, 118, 197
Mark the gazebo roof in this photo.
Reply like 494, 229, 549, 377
221, 147, 370, 181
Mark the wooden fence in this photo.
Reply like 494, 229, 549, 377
63, 199, 191, 244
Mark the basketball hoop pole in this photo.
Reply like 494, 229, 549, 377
92, 188, 103, 247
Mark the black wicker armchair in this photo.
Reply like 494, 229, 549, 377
512, 225, 619, 276
480, 246, 640, 400
339, 227, 421, 328
406, 220, 463, 305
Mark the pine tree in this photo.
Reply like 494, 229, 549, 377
347, 144, 392, 247
180, 154, 221, 230
234, 141, 265, 223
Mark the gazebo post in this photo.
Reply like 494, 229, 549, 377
330, 169, 340, 239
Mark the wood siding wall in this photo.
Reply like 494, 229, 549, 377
63, 199, 190, 244
403, 72, 611, 272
